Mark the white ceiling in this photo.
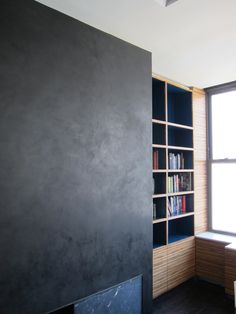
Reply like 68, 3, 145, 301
36, 0, 236, 88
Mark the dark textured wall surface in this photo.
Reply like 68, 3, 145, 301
0, 1, 152, 313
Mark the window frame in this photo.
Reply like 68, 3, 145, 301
206, 81, 236, 236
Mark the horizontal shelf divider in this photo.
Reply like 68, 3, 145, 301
168, 191, 194, 196
152, 119, 167, 125
153, 218, 167, 224
153, 243, 166, 250
168, 145, 194, 151
152, 170, 195, 173
152, 144, 167, 149
153, 169, 167, 173
168, 212, 194, 221
152, 194, 167, 199
167, 121, 193, 130
167, 169, 194, 173
168, 235, 194, 245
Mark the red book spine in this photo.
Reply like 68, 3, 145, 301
156, 150, 158, 170
153, 150, 158, 170
182, 196, 186, 213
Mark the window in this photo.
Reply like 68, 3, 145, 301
208, 82, 236, 235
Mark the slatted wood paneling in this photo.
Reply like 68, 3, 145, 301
153, 246, 168, 298
167, 237, 195, 290
225, 244, 236, 295
196, 238, 230, 285
192, 89, 208, 234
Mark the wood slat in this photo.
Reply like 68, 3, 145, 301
153, 246, 168, 298
167, 238, 195, 290
192, 90, 208, 234
196, 238, 230, 285
225, 246, 236, 295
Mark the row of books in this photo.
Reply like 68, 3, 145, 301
153, 195, 190, 219
169, 152, 184, 170
168, 196, 187, 217
168, 173, 192, 193
153, 150, 159, 170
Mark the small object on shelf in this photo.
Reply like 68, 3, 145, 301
153, 203, 157, 220
153, 150, 159, 170
182, 196, 186, 213
168, 152, 185, 169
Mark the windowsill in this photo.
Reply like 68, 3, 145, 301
196, 231, 236, 245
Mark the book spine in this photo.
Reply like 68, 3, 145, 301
182, 195, 186, 213
168, 198, 172, 217
181, 152, 184, 169
156, 150, 158, 170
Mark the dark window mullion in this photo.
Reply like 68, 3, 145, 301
211, 159, 236, 163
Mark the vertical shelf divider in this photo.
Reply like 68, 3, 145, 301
165, 81, 169, 246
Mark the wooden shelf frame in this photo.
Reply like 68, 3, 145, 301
152, 76, 207, 300
152, 76, 196, 299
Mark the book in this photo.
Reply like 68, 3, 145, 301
168, 152, 185, 170
153, 150, 159, 170
182, 196, 186, 213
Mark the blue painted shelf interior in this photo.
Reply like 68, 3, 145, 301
168, 215, 194, 244
167, 84, 192, 126
152, 78, 165, 121
153, 222, 166, 248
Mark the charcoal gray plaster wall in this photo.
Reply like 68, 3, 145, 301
0, 1, 152, 313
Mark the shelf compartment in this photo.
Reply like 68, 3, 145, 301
153, 78, 166, 121
168, 194, 194, 217
168, 215, 194, 244
153, 173, 166, 195
168, 149, 193, 170
153, 197, 166, 220
153, 147, 166, 170
153, 221, 167, 248
167, 84, 192, 127
168, 125, 193, 149
153, 123, 166, 146
168, 172, 193, 194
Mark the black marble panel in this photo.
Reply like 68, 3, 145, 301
74, 276, 142, 314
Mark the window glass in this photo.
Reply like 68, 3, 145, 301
212, 91, 236, 159
212, 163, 236, 234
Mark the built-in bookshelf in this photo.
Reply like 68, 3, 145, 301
152, 77, 207, 300
152, 77, 194, 248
